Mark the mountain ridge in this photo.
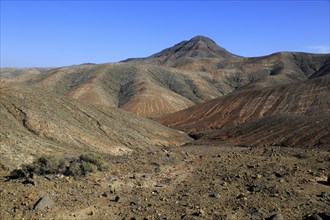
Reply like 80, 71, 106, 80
1, 36, 329, 118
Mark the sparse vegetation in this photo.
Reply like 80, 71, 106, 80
7, 153, 108, 179
79, 153, 108, 171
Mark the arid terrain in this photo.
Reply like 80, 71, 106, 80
0, 36, 329, 219
0, 146, 329, 220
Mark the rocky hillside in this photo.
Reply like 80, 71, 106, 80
158, 76, 330, 129
189, 115, 330, 148
157, 76, 330, 147
0, 82, 191, 169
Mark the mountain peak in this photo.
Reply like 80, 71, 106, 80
122, 35, 239, 66
147, 35, 238, 64
189, 35, 216, 43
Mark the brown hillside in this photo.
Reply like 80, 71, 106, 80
0, 83, 191, 169
157, 76, 330, 133
4, 63, 228, 117
189, 115, 330, 148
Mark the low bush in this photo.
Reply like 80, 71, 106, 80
7, 153, 108, 179
79, 153, 108, 171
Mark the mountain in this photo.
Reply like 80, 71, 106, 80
125, 36, 329, 85
0, 82, 191, 169
156, 76, 330, 147
123, 35, 239, 67
0, 67, 54, 78
1, 36, 329, 118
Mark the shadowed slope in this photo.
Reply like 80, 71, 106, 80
0, 83, 191, 169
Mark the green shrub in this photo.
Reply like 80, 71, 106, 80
8, 167, 30, 179
80, 161, 97, 175
34, 155, 61, 175
7, 153, 108, 180
79, 153, 108, 171
65, 162, 83, 177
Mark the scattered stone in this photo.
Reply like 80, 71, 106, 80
319, 192, 328, 198
33, 195, 54, 211
275, 172, 285, 178
111, 195, 120, 202
152, 190, 159, 195
22, 179, 36, 186
246, 184, 262, 193
237, 193, 246, 199
108, 176, 117, 182
130, 201, 138, 206
129, 174, 136, 179
319, 212, 330, 219
192, 209, 205, 217
267, 213, 283, 220
305, 212, 330, 220
209, 192, 220, 198
181, 213, 187, 219
305, 214, 323, 220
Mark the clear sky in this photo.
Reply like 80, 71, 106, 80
1, 0, 329, 68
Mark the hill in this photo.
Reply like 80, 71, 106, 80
0, 82, 191, 169
156, 76, 330, 147
1, 36, 329, 118
7, 63, 225, 117
0, 67, 54, 78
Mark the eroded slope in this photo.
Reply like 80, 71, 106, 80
0, 83, 191, 169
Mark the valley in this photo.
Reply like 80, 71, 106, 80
0, 35, 329, 219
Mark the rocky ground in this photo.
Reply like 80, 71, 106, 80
0, 145, 329, 220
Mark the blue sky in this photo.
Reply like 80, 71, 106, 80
1, 1, 329, 68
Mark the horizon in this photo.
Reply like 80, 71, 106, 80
1, 1, 329, 68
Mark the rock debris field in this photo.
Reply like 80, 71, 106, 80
0, 145, 329, 220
